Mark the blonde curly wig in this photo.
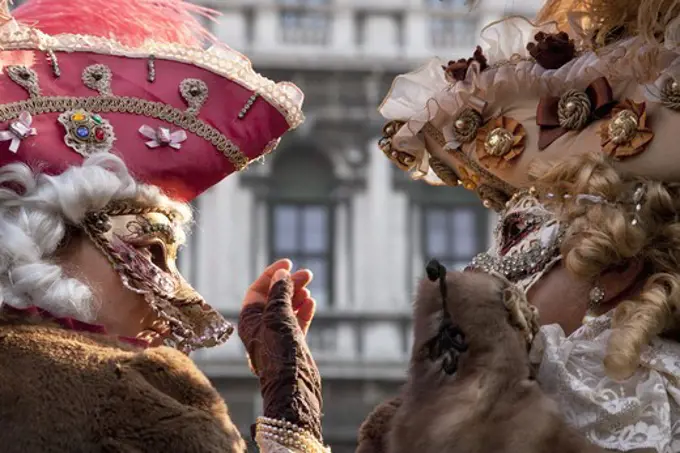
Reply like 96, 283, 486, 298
530, 152, 680, 380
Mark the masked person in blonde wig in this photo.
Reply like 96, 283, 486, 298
0, 1, 330, 452
357, 0, 680, 452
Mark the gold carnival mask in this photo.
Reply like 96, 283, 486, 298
82, 202, 233, 352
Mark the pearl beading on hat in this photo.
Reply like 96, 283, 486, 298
0, 25, 304, 129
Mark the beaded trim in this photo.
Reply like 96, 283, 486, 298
0, 25, 304, 128
255, 417, 329, 453
470, 227, 565, 281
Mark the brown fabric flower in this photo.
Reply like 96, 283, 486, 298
526, 31, 576, 70
475, 116, 526, 168
600, 100, 654, 159
443, 46, 488, 82
536, 76, 615, 150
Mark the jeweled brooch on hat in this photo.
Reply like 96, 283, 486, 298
58, 110, 116, 156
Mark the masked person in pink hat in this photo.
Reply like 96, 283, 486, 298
0, 1, 327, 452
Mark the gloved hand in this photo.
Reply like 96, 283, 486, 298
238, 260, 322, 441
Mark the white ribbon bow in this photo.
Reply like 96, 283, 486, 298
139, 125, 187, 150
0, 111, 37, 153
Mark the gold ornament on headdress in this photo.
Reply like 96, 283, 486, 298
661, 78, 680, 110
378, 120, 416, 171
600, 100, 654, 159
457, 166, 480, 190
475, 116, 527, 168
452, 108, 483, 144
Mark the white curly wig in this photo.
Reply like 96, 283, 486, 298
0, 153, 191, 322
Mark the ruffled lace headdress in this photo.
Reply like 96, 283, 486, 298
378, 0, 680, 211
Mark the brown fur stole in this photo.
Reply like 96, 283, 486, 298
357, 271, 606, 453
0, 313, 246, 453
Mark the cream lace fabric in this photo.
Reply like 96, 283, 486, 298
530, 313, 680, 452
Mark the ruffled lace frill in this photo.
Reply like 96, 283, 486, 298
530, 313, 680, 452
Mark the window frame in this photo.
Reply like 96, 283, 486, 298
419, 202, 489, 271
267, 200, 336, 309
277, 0, 332, 46
428, 15, 478, 49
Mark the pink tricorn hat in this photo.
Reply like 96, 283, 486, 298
0, 0, 304, 202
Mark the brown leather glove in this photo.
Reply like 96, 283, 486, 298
238, 275, 323, 441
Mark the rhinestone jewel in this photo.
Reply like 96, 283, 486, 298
94, 128, 105, 141
589, 286, 605, 305
484, 127, 514, 156
76, 126, 89, 138
608, 109, 638, 144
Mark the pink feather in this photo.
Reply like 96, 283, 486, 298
12, 0, 220, 48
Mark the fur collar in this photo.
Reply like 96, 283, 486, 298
0, 305, 246, 452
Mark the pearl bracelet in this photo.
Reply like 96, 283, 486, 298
255, 417, 329, 453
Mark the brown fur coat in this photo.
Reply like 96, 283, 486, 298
357, 271, 606, 453
0, 312, 246, 453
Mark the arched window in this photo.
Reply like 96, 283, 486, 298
267, 144, 337, 310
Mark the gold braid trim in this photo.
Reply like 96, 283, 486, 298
102, 201, 180, 222
429, 156, 460, 186
0, 95, 248, 170
422, 122, 517, 202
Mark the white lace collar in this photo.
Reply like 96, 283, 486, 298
529, 313, 680, 452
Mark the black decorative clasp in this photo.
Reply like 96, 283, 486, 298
423, 259, 468, 375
